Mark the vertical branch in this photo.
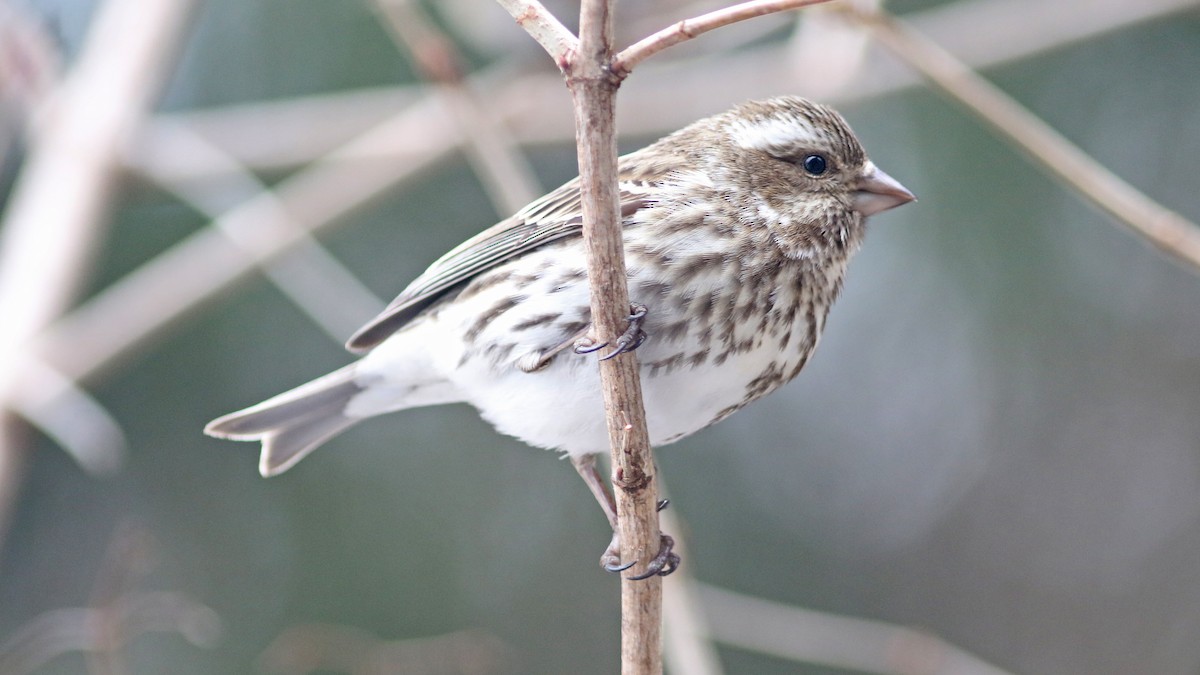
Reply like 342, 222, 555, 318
568, 1, 662, 674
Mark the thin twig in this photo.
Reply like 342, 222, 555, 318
497, 0, 665, 670
494, 0, 579, 67
846, 6, 1200, 273
612, 0, 835, 77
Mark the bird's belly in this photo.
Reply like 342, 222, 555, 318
442, 262, 825, 456
461, 320, 815, 457
639, 333, 811, 445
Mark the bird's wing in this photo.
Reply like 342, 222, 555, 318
345, 176, 652, 352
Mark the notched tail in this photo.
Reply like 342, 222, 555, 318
204, 366, 363, 477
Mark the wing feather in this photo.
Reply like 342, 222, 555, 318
345, 176, 651, 352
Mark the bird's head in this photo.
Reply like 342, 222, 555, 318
708, 96, 915, 260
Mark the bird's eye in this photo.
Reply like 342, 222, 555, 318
802, 154, 828, 175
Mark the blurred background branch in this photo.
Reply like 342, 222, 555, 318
0, 522, 219, 675
31, 93, 459, 385
136, 121, 386, 341
119, 0, 1197, 180
0, 0, 194, 563
372, 0, 542, 213
1, 0, 1198, 673
846, 5, 1200, 272
13, 0, 1190, 476
0, 3, 61, 169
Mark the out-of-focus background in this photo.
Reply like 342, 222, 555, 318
1, 0, 1199, 673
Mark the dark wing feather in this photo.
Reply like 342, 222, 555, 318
346, 176, 650, 352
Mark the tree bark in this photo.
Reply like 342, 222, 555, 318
569, 1, 662, 672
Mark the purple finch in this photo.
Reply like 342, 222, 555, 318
206, 96, 915, 575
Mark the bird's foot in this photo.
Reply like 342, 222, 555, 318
629, 535, 680, 580
573, 303, 648, 360
600, 531, 680, 580
602, 303, 649, 361
601, 533, 635, 573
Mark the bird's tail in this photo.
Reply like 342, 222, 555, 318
204, 365, 364, 477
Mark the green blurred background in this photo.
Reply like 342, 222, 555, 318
2, 0, 1200, 673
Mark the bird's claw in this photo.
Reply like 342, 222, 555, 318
601, 303, 649, 361
604, 558, 638, 573
573, 338, 607, 355
626, 535, 680, 580
573, 303, 649, 360
600, 533, 680, 580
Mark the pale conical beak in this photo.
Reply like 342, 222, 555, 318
853, 162, 915, 216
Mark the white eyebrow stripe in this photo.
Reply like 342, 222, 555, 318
729, 116, 820, 152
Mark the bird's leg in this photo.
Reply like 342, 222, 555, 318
573, 302, 649, 360
571, 454, 619, 529
570, 454, 680, 578
570, 454, 628, 572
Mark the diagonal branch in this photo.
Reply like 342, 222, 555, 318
494, 0, 579, 67
30, 94, 458, 385
372, 0, 543, 214
612, 0, 836, 77
139, 121, 386, 339
9, 359, 126, 476
846, 7, 1200, 273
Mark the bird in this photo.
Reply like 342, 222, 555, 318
205, 96, 915, 577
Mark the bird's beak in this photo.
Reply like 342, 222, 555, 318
853, 162, 916, 216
